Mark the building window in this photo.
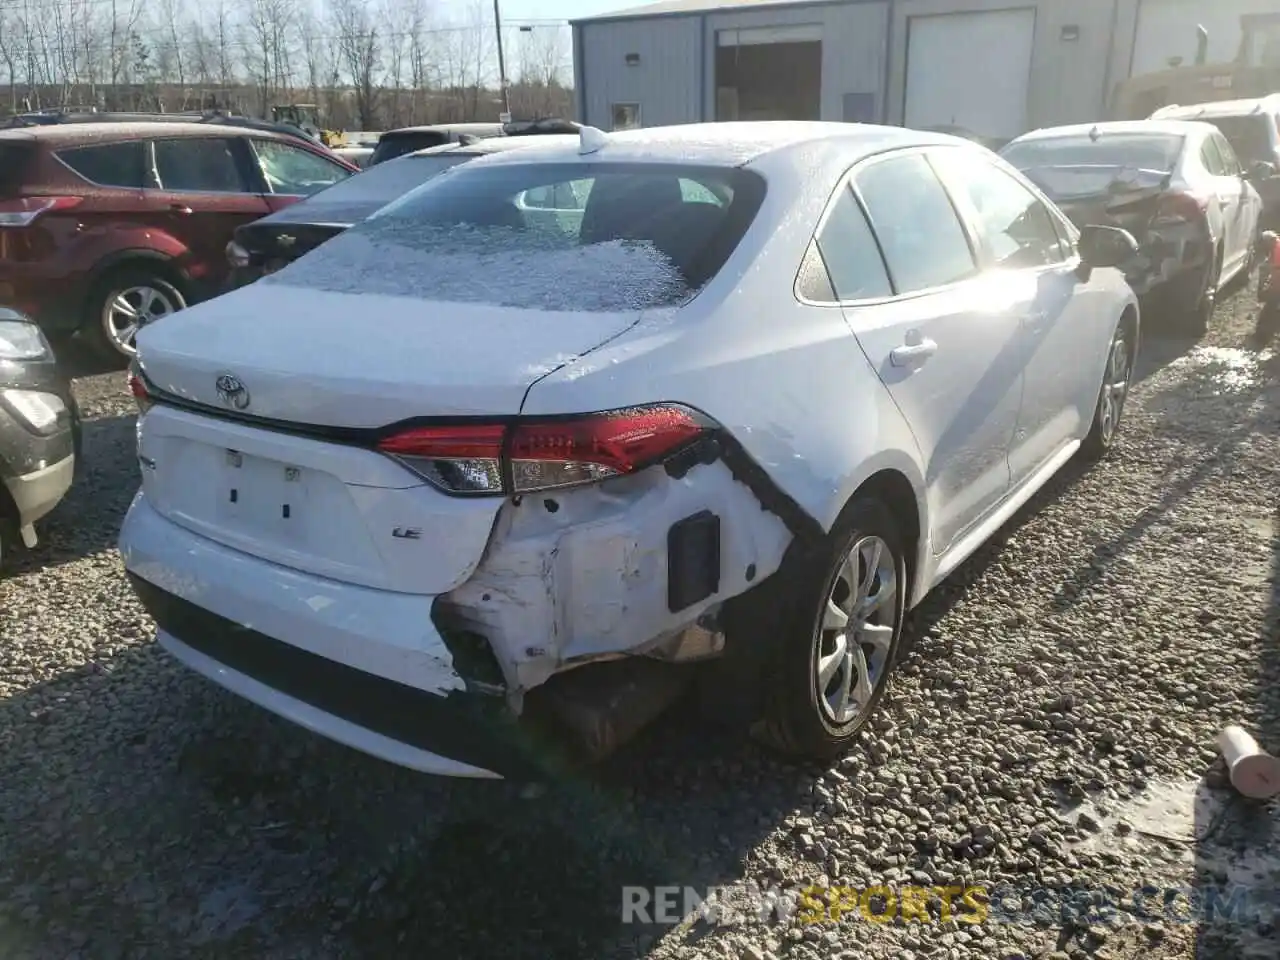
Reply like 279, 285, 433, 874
611, 103, 641, 131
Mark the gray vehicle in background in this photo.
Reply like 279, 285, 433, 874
226, 134, 580, 288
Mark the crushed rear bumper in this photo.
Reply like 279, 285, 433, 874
120, 495, 566, 779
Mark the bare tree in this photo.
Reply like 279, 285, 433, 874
0, 0, 572, 128
329, 0, 381, 129
512, 25, 569, 118
157, 0, 189, 104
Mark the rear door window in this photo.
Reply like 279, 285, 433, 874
253, 139, 351, 196
57, 141, 146, 188
1213, 133, 1241, 176
153, 138, 250, 192
811, 185, 892, 301
268, 162, 767, 312
853, 153, 977, 294
1200, 136, 1225, 176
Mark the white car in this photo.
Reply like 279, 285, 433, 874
119, 122, 1140, 778
1001, 120, 1263, 333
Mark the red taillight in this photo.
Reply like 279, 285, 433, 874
376, 404, 713, 495
1154, 191, 1208, 223
0, 196, 83, 228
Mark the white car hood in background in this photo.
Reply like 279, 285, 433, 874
134, 284, 643, 427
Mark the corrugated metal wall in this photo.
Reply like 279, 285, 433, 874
886, 0, 1122, 132
578, 16, 705, 129
574, 0, 1259, 136
701, 2, 890, 124
576, 0, 891, 131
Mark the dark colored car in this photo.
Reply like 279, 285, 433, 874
1001, 120, 1265, 333
0, 121, 358, 361
0, 307, 80, 570
366, 118, 579, 166
227, 134, 580, 287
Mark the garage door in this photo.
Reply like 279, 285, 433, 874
1131, 0, 1276, 76
904, 8, 1036, 142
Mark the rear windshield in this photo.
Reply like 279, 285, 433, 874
1205, 115, 1274, 163
1001, 134, 1184, 174
0, 142, 34, 192
266, 162, 767, 312
278, 152, 475, 221
370, 132, 451, 165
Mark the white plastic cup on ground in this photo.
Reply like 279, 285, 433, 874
1217, 725, 1280, 800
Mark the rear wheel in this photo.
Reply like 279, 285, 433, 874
82, 265, 186, 362
1175, 247, 1221, 337
757, 497, 906, 761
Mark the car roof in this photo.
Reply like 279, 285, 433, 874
1152, 96, 1280, 119
457, 121, 972, 170
1009, 120, 1215, 143
382, 122, 504, 137
407, 134, 580, 159
0, 121, 304, 145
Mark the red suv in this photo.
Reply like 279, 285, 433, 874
0, 122, 357, 360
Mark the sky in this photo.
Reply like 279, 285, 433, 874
451, 0, 636, 26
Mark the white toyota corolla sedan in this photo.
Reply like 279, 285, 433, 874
119, 122, 1140, 779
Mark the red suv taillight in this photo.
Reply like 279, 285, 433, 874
377, 404, 715, 495
0, 196, 83, 228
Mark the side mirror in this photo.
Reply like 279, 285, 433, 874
1246, 160, 1277, 181
1077, 224, 1139, 273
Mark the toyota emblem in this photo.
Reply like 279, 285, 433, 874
215, 373, 251, 410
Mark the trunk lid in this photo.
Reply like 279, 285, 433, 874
136, 403, 504, 595
134, 287, 643, 594
235, 218, 351, 267
1022, 164, 1171, 240
134, 282, 643, 425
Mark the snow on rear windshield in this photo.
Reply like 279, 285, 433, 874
265, 161, 765, 312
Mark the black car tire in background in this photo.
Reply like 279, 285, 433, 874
1171, 245, 1221, 337
0, 512, 13, 573
82, 265, 188, 363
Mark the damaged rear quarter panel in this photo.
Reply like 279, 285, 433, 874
439, 460, 791, 692
517, 150, 929, 541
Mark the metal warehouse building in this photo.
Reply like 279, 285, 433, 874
570, 0, 1279, 142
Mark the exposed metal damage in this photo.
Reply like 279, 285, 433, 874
433, 457, 795, 759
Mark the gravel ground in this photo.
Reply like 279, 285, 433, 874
1, 284, 1278, 960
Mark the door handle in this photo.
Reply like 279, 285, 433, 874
169, 203, 193, 216
889, 338, 938, 367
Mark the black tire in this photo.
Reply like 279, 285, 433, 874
756, 497, 907, 761
0, 515, 14, 577
1079, 319, 1134, 462
81, 265, 186, 363
1173, 248, 1220, 337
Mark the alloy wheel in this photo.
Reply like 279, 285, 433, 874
1098, 331, 1130, 445
813, 535, 898, 726
101, 284, 179, 357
